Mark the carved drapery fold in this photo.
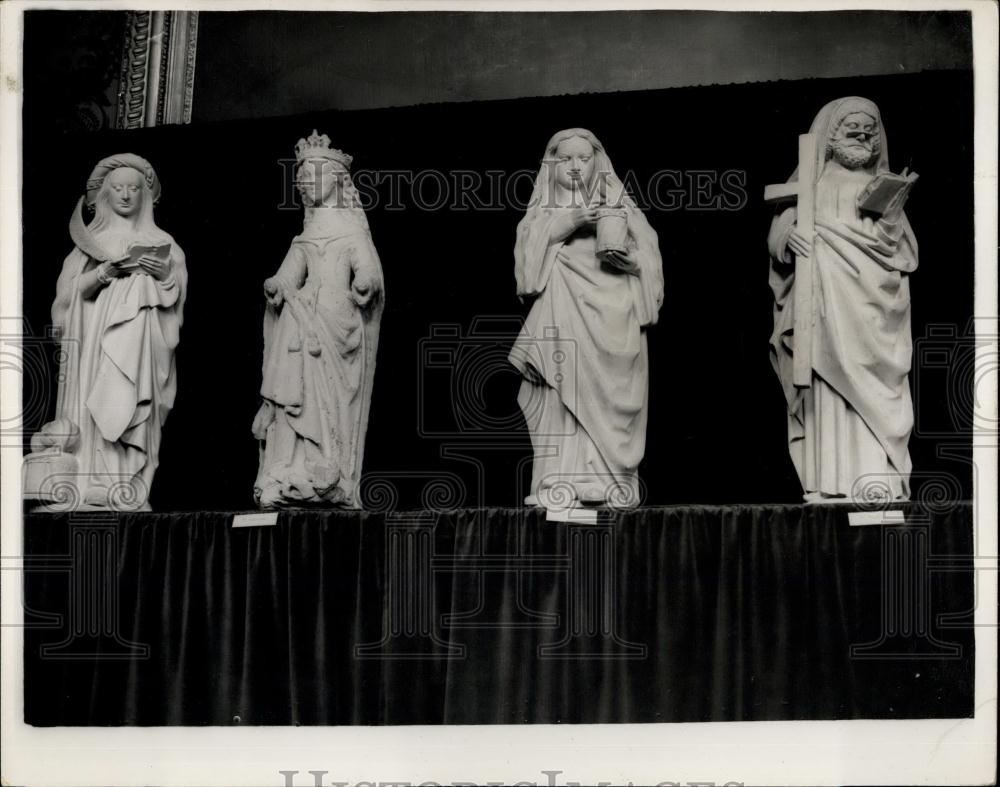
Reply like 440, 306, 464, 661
116, 11, 198, 129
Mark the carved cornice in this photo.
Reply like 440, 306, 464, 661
115, 11, 198, 129
116, 11, 151, 129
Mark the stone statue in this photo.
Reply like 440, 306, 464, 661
23, 154, 187, 510
509, 128, 664, 510
766, 97, 919, 502
252, 131, 384, 508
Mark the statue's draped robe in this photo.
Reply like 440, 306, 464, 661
769, 155, 918, 499
510, 203, 663, 505
47, 229, 187, 509
256, 215, 383, 508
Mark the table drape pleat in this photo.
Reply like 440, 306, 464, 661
24, 503, 974, 725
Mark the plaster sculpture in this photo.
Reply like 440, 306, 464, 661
23, 154, 187, 510
765, 97, 919, 502
509, 128, 664, 510
252, 131, 384, 508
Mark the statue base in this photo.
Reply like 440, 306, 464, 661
23, 452, 151, 511
22, 450, 79, 505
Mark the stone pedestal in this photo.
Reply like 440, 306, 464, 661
22, 450, 80, 509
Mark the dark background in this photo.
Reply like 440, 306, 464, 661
19, 10, 974, 133
189, 10, 974, 118
21, 69, 975, 511
18, 12, 979, 732
23, 503, 976, 725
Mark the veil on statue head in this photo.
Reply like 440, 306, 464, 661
770, 95, 916, 278
524, 127, 634, 213
85, 153, 161, 207
69, 153, 165, 261
514, 128, 663, 325
786, 96, 890, 184
53, 153, 181, 343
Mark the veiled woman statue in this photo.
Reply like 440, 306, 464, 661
509, 128, 664, 509
768, 97, 918, 502
23, 154, 187, 510
252, 131, 384, 508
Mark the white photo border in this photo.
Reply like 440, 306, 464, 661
1, 2, 996, 785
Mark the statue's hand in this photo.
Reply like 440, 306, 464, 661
569, 206, 599, 229
351, 287, 372, 308
881, 168, 919, 224
251, 401, 274, 440
552, 207, 599, 242
601, 249, 640, 275
98, 260, 128, 283
137, 255, 171, 281
787, 228, 812, 259
351, 276, 375, 308
263, 277, 284, 307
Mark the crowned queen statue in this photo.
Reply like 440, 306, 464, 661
252, 131, 385, 508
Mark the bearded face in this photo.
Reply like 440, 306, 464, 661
829, 111, 880, 170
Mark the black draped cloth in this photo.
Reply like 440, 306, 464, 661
24, 503, 974, 725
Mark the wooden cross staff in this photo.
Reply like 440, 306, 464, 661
765, 133, 817, 389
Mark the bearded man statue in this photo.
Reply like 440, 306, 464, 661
768, 97, 919, 502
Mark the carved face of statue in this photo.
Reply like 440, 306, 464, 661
552, 136, 596, 191
297, 159, 345, 206
830, 111, 879, 170
106, 167, 144, 217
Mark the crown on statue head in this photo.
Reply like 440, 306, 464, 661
294, 129, 353, 168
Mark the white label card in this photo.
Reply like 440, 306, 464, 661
848, 509, 907, 527
232, 512, 279, 528
545, 507, 599, 524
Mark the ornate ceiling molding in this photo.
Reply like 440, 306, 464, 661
116, 11, 199, 129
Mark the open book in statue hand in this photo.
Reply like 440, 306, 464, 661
113, 243, 172, 272
857, 169, 919, 215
